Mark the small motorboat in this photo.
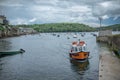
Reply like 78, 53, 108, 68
67, 36, 70, 39
57, 34, 60, 37
73, 35, 77, 38
93, 34, 97, 36
69, 40, 89, 61
0, 49, 25, 56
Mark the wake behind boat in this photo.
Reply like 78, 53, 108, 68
69, 40, 89, 61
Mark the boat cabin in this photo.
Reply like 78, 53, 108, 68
71, 44, 86, 53
69, 41, 89, 60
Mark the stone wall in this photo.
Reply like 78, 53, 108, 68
97, 34, 120, 56
0, 27, 38, 38
97, 36, 110, 42
111, 35, 120, 50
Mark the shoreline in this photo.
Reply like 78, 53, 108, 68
0, 32, 39, 39
99, 48, 120, 80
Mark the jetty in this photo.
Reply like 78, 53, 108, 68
97, 30, 120, 80
99, 48, 120, 80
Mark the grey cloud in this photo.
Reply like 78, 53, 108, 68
59, 0, 120, 18
0, 0, 120, 26
92, 0, 120, 18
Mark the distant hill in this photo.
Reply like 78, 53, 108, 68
96, 24, 120, 31
14, 23, 95, 32
3, 23, 120, 32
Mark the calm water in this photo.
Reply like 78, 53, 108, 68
0, 32, 100, 80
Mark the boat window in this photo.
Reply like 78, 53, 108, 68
79, 46, 82, 51
72, 46, 82, 52
71, 47, 74, 50
83, 46, 86, 51
75, 47, 77, 52
71, 47, 77, 52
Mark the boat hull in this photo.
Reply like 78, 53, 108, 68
69, 51, 89, 61
0, 49, 25, 56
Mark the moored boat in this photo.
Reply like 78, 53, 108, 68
73, 34, 77, 38
57, 34, 60, 37
69, 40, 89, 61
0, 49, 25, 56
93, 34, 97, 36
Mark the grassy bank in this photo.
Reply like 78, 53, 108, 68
110, 34, 120, 58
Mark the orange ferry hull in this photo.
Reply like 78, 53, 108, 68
69, 52, 89, 60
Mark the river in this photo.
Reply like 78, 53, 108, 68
0, 32, 100, 80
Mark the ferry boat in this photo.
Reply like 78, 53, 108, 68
69, 40, 89, 61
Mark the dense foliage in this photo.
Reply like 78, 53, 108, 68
2, 23, 120, 32
0, 24, 5, 31
13, 23, 95, 32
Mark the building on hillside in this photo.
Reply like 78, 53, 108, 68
19, 27, 37, 34
0, 15, 9, 25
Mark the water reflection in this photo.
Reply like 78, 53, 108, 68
0, 60, 3, 70
0, 33, 100, 80
70, 59, 89, 75
0, 39, 12, 51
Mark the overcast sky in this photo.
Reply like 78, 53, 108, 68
0, 0, 120, 27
